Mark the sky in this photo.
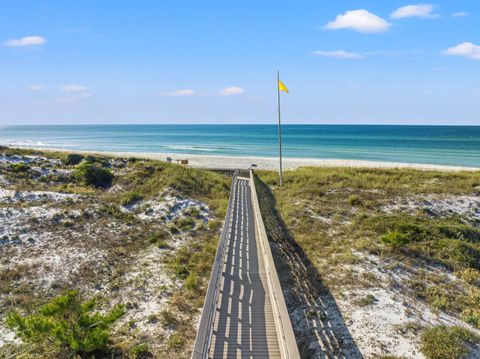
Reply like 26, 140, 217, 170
0, 0, 479, 125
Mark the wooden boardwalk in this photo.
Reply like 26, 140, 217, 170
209, 178, 281, 358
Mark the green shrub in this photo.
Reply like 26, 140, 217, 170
425, 238, 479, 270
148, 236, 158, 244
380, 231, 410, 249
188, 207, 201, 218
178, 217, 195, 230
167, 247, 192, 279
121, 191, 143, 206
348, 195, 361, 205
428, 292, 448, 311
208, 220, 221, 231
456, 268, 479, 285
356, 294, 377, 306
367, 215, 429, 242
74, 160, 113, 188
362, 214, 480, 270
10, 162, 30, 173
65, 153, 84, 165
173, 264, 189, 279
167, 333, 185, 350
130, 343, 150, 358
185, 272, 199, 291
83, 155, 110, 167
159, 310, 177, 327
147, 314, 158, 323
147, 230, 168, 245
6, 290, 124, 357
420, 325, 478, 359
461, 308, 480, 328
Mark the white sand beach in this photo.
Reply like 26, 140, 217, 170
11, 146, 480, 172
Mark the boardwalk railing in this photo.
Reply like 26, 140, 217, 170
249, 170, 300, 359
191, 171, 238, 359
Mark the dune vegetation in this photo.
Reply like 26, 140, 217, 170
0, 147, 230, 358
257, 167, 480, 358
2, 146, 479, 358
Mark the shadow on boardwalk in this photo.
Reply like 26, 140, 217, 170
254, 174, 364, 359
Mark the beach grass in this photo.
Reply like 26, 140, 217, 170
257, 167, 480, 270
420, 325, 479, 359
256, 166, 480, 337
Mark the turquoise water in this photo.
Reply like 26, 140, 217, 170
1, 125, 479, 167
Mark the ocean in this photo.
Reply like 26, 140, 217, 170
1, 124, 479, 168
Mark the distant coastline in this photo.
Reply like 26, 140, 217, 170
7, 145, 479, 172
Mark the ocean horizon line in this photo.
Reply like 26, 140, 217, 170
2, 123, 480, 127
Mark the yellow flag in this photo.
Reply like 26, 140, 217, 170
278, 80, 289, 93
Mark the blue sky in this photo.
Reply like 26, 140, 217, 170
1, 1, 479, 125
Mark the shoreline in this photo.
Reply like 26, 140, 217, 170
6, 145, 479, 172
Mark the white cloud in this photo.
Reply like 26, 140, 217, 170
313, 50, 363, 59
158, 89, 196, 97
58, 84, 92, 102
443, 42, 480, 60
325, 10, 391, 33
451, 12, 469, 18
392, 4, 438, 19
4, 36, 46, 47
172, 89, 196, 96
60, 84, 89, 93
28, 84, 44, 92
219, 86, 245, 96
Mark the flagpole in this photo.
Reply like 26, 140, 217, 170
277, 70, 283, 186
